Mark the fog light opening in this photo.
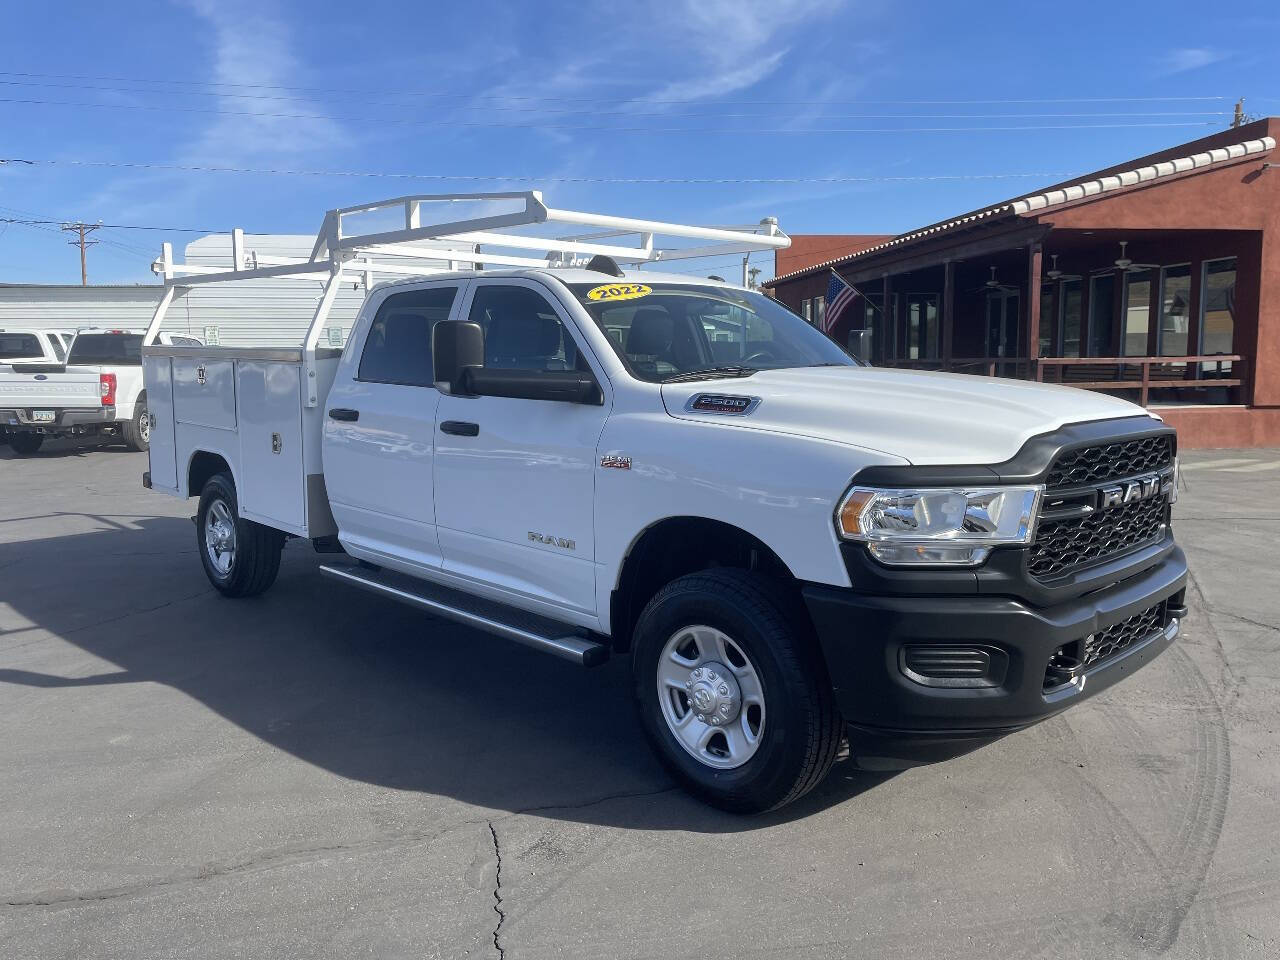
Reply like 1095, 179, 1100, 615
1044, 646, 1084, 690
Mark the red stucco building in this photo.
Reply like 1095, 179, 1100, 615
765, 119, 1280, 448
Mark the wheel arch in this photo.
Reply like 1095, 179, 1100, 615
186, 449, 237, 499
608, 516, 798, 652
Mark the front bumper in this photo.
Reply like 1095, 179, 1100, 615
802, 545, 1188, 746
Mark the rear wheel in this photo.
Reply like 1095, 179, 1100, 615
8, 433, 44, 455
196, 472, 285, 597
632, 569, 843, 813
122, 392, 149, 452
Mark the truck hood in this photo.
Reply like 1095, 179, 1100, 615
660, 365, 1149, 466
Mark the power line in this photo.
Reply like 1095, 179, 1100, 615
1, 216, 218, 233
0, 156, 1104, 185
0, 96, 1222, 134
0, 70, 1230, 107
0, 79, 1231, 120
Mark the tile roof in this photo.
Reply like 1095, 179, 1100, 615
766, 134, 1276, 286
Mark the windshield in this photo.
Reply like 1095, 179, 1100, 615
568, 282, 856, 382
68, 334, 143, 366
0, 333, 45, 360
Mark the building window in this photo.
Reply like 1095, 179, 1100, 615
1200, 257, 1236, 376
1123, 269, 1154, 356
1039, 283, 1057, 356
1088, 274, 1116, 357
801, 299, 812, 324
1158, 264, 1191, 356
906, 293, 939, 360
813, 295, 826, 330
1061, 279, 1082, 358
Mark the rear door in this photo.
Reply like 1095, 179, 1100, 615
143, 355, 178, 490
322, 282, 462, 571
433, 279, 610, 616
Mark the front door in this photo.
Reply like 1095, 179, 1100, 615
433, 280, 610, 617
986, 291, 1021, 360
322, 282, 461, 570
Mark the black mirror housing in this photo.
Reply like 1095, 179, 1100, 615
463, 368, 603, 405
432, 321, 484, 393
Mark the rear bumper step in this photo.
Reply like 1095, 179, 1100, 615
318, 563, 609, 667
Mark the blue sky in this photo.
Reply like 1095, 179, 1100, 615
1, 0, 1276, 285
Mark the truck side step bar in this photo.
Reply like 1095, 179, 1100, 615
318, 563, 609, 667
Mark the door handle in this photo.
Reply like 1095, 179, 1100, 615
440, 420, 479, 437
328, 408, 359, 422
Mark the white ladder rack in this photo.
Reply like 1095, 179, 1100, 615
144, 190, 790, 406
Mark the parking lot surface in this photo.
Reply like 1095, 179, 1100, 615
1, 439, 1277, 959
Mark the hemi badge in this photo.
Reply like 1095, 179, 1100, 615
600, 454, 631, 470
690, 394, 757, 415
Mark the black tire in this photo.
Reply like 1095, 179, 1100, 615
9, 433, 44, 455
196, 472, 285, 597
122, 392, 149, 452
631, 569, 843, 814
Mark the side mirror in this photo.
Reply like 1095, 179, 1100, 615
432, 321, 484, 394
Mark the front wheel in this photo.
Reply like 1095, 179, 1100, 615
122, 392, 150, 452
632, 569, 843, 813
196, 472, 285, 597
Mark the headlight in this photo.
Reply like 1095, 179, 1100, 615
835, 485, 1043, 567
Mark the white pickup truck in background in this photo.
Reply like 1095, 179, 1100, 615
0, 328, 200, 454
0, 328, 68, 366
138, 193, 1188, 813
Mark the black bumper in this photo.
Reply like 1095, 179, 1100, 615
802, 545, 1187, 746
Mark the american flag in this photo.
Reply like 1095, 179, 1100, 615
823, 270, 859, 335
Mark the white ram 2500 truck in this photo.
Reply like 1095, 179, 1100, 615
139, 194, 1187, 812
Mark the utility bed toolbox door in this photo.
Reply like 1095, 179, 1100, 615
235, 360, 305, 530
143, 355, 178, 490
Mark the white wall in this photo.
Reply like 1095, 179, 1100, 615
1, 233, 462, 347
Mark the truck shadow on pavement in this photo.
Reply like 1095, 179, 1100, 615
0, 516, 895, 830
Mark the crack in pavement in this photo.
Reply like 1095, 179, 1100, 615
0, 784, 676, 912
488, 822, 506, 960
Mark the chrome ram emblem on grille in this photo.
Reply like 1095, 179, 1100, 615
1099, 475, 1162, 510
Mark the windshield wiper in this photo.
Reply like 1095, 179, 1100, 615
662, 365, 758, 383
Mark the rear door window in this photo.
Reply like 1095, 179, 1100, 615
358, 286, 459, 387
0, 333, 45, 359
67, 334, 144, 365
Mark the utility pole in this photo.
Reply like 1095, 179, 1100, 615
61, 221, 101, 286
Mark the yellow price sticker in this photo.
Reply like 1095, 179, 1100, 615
586, 283, 652, 303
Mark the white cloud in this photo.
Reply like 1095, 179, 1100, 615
1154, 47, 1229, 75
180, 0, 344, 162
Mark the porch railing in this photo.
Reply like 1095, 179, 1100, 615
1034, 355, 1245, 407
881, 355, 1245, 407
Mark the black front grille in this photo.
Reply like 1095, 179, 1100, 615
1029, 434, 1175, 581
1083, 600, 1169, 667
1029, 495, 1168, 579
1045, 435, 1174, 489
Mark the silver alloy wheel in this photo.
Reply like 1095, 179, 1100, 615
205, 498, 237, 576
656, 624, 766, 770
139, 408, 150, 444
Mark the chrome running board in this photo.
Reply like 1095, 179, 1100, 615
318, 563, 609, 667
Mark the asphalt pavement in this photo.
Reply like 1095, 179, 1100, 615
1, 437, 1277, 959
